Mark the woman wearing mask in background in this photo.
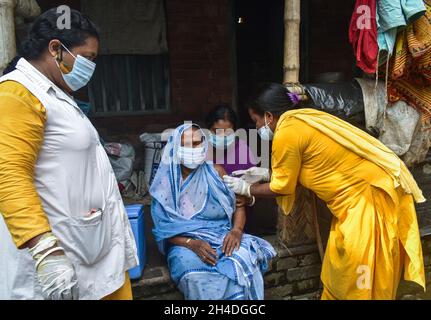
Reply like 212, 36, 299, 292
150, 124, 276, 300
0, 9, 138, 300
206, 104, 257, 176
224, 83, 426, 300
205, 104, 263, 209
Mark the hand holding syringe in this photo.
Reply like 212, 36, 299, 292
231, 167, 271, 184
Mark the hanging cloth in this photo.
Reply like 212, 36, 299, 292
349, 0, 379, 74
377, 0, 426, 66
386, 0, 431, 123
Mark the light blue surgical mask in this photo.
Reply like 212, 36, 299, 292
56, 43, 96, 91
258, 115, 274, 141
177, 146, 206, 170
209, 133, 236, 149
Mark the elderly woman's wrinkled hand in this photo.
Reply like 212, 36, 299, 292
222, 229, 243, 257
189, 239, 218, 266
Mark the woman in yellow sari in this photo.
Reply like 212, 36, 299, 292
223, 83, 426, 300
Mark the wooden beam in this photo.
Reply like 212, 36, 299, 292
15, 0, 41, 18
283, 0, 301, 84
281, 1, 325, 259
0, 0, 40, 74
0, 0, 17, 74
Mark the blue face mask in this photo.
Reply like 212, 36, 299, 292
258, 115, 274, 141
210, 133, 236, 149
56, 43, 96, 91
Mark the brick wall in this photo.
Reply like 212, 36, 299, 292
37, 0, 233, 139
132, 235, 431, 300
132, 237, 323, 301
36, 0, 358, 140
263, 241, 323, 300
166, 0, 232, 119
93, 0, 233, 140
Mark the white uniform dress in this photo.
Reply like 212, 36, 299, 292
0, 58, 138, 300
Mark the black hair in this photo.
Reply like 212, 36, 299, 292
205, 104, 238, 130
248, 83, 296, 117
3, 8, 99, 75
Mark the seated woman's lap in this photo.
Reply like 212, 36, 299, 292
167, 245, 245, 300
167, 245, 210, 281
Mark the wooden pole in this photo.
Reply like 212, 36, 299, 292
283, 0, 301, 84
0, 0, 17, 74
280, 1, 325, 260
279, 0, 306, 247
15, 0, 40, 17
0, 0, 40, 74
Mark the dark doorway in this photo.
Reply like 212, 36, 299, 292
233, 0, 357, 125
234, 0, 285, 128
231, 0, 285, 236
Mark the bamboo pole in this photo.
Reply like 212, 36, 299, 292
0, 0, 17, 74
15, 0, 40, 17
0, 0, 40, 74
283, 0, 301, 84
280, 1, 324, 258
279, 0, 305, 247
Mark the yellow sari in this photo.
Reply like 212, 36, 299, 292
270, 109, 426, 300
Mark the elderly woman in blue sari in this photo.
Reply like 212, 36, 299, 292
150, 124, 276, 300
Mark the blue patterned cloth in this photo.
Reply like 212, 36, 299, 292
377, 0, 426, 65
150, 124, 276, 300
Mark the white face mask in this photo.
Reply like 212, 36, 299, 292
177, 146, 206, 169
258, 114, 274, 141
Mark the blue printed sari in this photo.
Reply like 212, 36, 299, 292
150, 124, 276, 300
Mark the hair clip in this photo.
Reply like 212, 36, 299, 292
287, 92, 301, 106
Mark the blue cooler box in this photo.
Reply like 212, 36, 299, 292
125, 204, 147, 280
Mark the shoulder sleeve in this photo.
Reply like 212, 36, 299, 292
0, 81, 51, 248
269, 118, 309, 195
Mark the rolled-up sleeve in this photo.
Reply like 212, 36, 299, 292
0, 82, 51, 248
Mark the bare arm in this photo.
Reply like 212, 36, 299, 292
250, 183, 283, 198
168, 236, 194, 248
215, 164, 247, 256
231, 204, 246, 232
221, 200, 246, 256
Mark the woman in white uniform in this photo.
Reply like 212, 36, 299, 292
0, 8, 138, 300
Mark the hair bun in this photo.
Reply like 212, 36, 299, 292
19, 37, 40, 57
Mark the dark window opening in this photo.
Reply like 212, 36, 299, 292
89, 54, 171, 116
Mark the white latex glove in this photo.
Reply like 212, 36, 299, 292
223, 175, 252, 197
36, 254, 79, 300
232, 167, 271, 183
29, 233, 79, 300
